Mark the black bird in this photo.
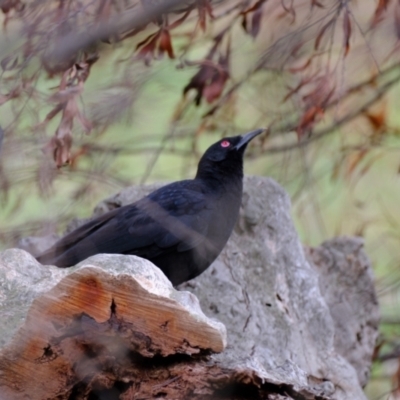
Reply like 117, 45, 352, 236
36, 129, 263, 285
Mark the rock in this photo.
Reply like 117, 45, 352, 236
93, 176, 380, 399
0, 248, 67, 348
0, 251, 226, 400
17, 233, 59, 257
2, 176, 379, 399
180, 177, 379, 400
306, 237, 380, 388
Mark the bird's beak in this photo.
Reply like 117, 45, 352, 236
233, 129, 264, 150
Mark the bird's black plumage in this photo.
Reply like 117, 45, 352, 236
36, 129, 263, 285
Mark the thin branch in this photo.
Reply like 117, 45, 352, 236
264, 72, 400, 153
44, 0, 191, 67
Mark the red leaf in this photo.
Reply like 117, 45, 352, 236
136, 34, 159, 65
158, 29, 174, 59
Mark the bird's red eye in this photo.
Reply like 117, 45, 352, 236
221, 140, 230, 148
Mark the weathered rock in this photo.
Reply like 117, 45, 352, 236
6, 176, 379, 399
91, 176, 380, 399
17, 233, 59, 258
0, 248, 66, 349
0, 251, 226, 400
179, 177, 379, 400
306, 238, 380, 388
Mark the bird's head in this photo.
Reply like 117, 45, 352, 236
196, 129, 264, 182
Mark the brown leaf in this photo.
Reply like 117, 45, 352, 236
184, 61, 229, 105
365, 110, 386, 132
372, 339, 384, 361
281, 0, 296, 21
98, 0, 112, 22
371, 0, 391, 27
282, 74, 317, 103
203, 71, 229, 103
391, 356, 400, 395
136, 32, 158, 51
311, 0, 324, 8
45, 132, 73, 168
42, 104, 64, 125
241, 13, 248, 33
288, 57, 312, 73
0, 85, 21, 105
395, 1, 400, 38
240, 0, 267, 36
0, 94, 9, 106
69, 145, 89, 169
76, 112, 93, 134
197, 0, 213, 32
183, 32, 230, 105
183, 64, 214, 105
295, 106, 324, 140
40, 54, 95, 166
0, 0, 24, 14
343, 9, 352, 57
169, 8, 192, 29
346, 149, 367, 177
136, 28, 176, 64
241, 0, 268, 15
315, 19, 335, 50
0, 55, 18, 71
202, 86, 236, 117
251, 4, 264, 38
50, 86, 83, 104
301, 79, 335, 109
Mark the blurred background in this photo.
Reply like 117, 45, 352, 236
1, 0, 400, 397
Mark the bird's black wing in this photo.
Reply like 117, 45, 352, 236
37, 181, 214, 266
135, 181, 213, 255
36, 207, 125, 265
